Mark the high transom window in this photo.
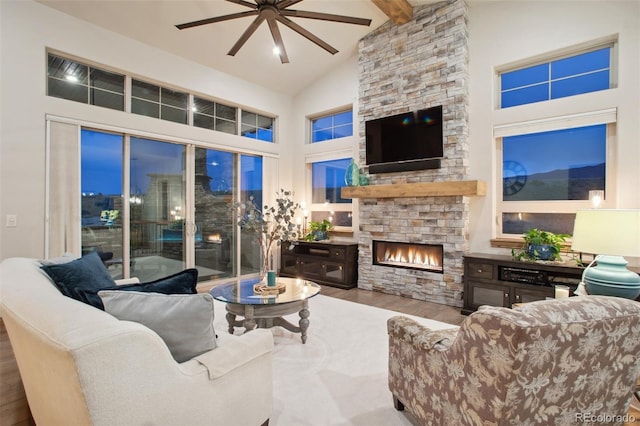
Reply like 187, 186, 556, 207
311, 110, 353, 143
47, 54, 124, 111
193, 97, 237, 135
131, 79, 188, 124
47, 52, 276, 143
241, 111, 274, 142
500, 46, 612, 108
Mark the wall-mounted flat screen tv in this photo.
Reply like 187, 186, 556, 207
365, 105, 443, 174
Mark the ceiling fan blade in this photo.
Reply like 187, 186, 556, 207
276, 0, 304, 9
280, 9, 372, 26
176, 10, 258, 30
266, 17, 289, 63
225, 0, 260, 8
228, 14, 266, 56
275, 15, 338, 55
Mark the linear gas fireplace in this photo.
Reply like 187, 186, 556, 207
373, 241, 444, 273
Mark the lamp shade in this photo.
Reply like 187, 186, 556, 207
571, 209, 640, 257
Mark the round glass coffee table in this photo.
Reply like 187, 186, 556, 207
210, 277, 321, 343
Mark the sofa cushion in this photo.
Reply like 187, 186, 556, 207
79, 268, 198, 309
99, 290, 217, 363
41, 252, 116, 300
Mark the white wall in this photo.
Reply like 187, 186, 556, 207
290, 55, 360, 213
0, 0, 295, 259
467, 1, 640, 255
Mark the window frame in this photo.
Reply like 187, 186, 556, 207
47, 53, 125, 111
305, 152, 354, 233
493, 37, 619, 241
495, 36, 618, 110
308, 108, 354, 144
495, 113, 617, 239
46, 51, 277, 143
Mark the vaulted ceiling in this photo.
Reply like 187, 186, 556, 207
37, 0, 438, 96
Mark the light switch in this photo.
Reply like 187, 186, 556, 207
6, 214, 17, 227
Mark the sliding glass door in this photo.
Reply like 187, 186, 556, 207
130, 137, 186, 282
240, 155, 263, 275
80, 129, 124, 278
80, 128, 263, 282
193, 148, 235, 280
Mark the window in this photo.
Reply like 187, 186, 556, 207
241, 111, 274, 142
311, 110, 353, 143
312, 158, 351, 204
80, 128, 263, 282
499, 124, 607, 235
193, 97, 237, 135
48, 54, 124, 111
47, 52, 276, 142
131, 79, 188, 124
495, 39, 617, 239
308, 158, 353, 228
500, 46, 611, 108
503, 125, 606, 202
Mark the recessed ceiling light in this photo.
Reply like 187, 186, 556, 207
65, 74, 78, 82
272, 46, 281, 56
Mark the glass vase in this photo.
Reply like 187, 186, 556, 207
260, 242, 273, 282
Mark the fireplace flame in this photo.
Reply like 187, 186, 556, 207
383, 247, 441, 268
377, 242, 443, 271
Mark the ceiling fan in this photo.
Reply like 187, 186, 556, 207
175, 0, 372, 64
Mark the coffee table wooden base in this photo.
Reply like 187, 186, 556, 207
225, 300, 311, 343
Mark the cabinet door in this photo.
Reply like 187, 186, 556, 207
301, 257, 324, 280
467, 280, 510, 310
513, 287, 553, 305
322, 262, 345, 284
280, 255, 299, 276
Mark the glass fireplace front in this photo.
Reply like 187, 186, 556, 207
372, 240, 443, 273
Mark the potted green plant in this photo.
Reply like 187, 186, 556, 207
304, 219, 333, 241
512, 228, 569, 262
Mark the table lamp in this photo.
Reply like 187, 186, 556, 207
571, 209, 640, 299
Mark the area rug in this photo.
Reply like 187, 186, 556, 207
212, 294, 458, 425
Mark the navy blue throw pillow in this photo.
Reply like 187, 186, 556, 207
41, 252, 117, 301
79, 268, 199, 310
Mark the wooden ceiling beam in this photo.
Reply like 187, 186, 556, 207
370, 0, 413, 25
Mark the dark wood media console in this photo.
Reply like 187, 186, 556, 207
462, 253, 585, 315
280, 241, 358, 289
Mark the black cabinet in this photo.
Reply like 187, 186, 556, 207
462, 253, 584, 315
280, 241, 358, 289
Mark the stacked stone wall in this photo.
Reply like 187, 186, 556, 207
357, 0, 469, 306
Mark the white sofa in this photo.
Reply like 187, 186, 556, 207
0, 257, 274, 426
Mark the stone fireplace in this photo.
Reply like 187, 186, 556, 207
355, 0, 470, 307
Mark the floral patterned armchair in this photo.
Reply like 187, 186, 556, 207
388, 296, 640, 425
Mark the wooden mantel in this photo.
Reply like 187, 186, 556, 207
341, 180, 486, 199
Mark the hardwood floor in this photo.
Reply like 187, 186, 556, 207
319, 285, 466, 326
0, 320, 34, 426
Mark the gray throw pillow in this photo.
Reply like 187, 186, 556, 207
99, 290, 217, 363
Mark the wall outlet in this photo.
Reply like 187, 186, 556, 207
6, 214, 17, 227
